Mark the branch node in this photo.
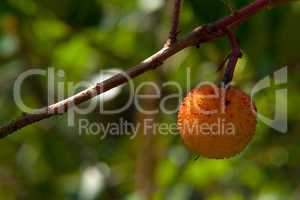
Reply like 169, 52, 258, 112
165, 0, 182, 47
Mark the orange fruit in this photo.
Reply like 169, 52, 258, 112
177, 84, 257, 159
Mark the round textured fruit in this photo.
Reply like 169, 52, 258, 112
177, 85, 257, 159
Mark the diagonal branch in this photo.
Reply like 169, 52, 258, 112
0, 0, 295, 139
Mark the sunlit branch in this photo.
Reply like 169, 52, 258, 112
0, 0, 294, 139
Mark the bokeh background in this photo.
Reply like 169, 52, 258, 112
0, 0, 300, 199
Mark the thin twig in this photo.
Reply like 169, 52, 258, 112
165, 0, 182, 47
0, 0, 294, 139
217, 53, 231, 72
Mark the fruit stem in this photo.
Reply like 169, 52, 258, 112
222, 28, 242, 85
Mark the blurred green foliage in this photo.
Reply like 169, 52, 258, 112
0, 0, 300, 199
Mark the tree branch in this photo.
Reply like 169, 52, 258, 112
0, 0, 294, 139
222, 29, 242, 85
165, 0, 182, 47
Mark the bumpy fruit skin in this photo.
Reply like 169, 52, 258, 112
177, 85, 257, 159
